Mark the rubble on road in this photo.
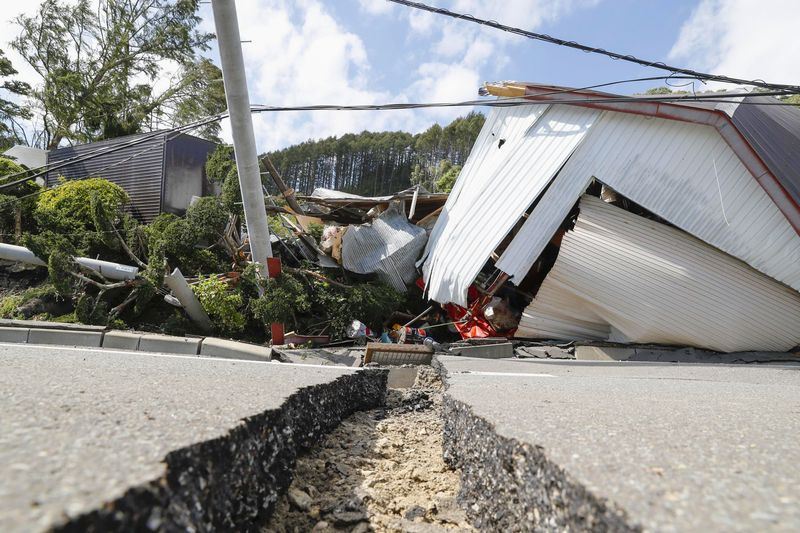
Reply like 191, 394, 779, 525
264, 367, 474, 533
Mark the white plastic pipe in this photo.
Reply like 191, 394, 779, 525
211, 0, 272, 274
164, 267, 214, 333
0, 243, 138, 281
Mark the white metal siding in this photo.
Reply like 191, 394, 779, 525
495, 166, 593, 283
517, 196, 800, 353
558, 111, 800, 292
421, 104, 599, 305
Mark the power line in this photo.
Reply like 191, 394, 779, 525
385, 0, 800, 93
248, 90, 798, 113
0, 113, 229, 191
1, 84, 795, 205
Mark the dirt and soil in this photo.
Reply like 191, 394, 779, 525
263, 367, 474, 532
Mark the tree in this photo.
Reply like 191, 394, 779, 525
12, 0, 212, 149
0, 49, 31, 149
266, 112, 484, 196
171, 59, 227, 142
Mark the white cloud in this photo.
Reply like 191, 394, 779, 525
2, 0, 598, 152
357, 0, 394, 15
669, 0, 800, 88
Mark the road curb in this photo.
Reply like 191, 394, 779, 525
0, 320, 274, 361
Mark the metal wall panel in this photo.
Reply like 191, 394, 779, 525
517, 196, 800, 352
421, 104, 599, 306
47, 133, 167, 223
495, 165, 593, 283
557, 111, 800, 292
342, 202, 428, 292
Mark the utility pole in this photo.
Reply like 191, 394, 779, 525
212, 0, 284, 344
211, 0, 272, 270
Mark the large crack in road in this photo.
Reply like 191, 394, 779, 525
264, 367, 475, 532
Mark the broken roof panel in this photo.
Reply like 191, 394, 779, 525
421, 104, 599, 306
517, 196, 800, 353
728, 95, 800, 209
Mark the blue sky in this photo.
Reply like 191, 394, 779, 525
3, 0, 800, 152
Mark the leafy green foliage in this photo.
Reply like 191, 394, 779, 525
48, 250, 75, 295
0, 157, 41, 238
250, 272, 310, 330
194, 275, 245, 334
144, 209, 226, 275
434, 161, 462, 193
172, 59, 227, 142
186, 196, 227, 243
306, 222, 324, 243
12, 0, 212, 149
0, 293, 23, 318
36, 178, 128, 233
0, 48, 30, 148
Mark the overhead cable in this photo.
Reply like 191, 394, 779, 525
385, 0, 800, 92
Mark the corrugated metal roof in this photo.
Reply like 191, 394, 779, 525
497, 82, 800, 231
729, 95, 800, 210
341, 202, 428, 292
517, 196, 800, 352
47, 133, 167, 222
558, 110, 800, 292
421, 104, 599, 306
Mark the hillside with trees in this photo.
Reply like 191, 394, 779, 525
267, 112, 484, 195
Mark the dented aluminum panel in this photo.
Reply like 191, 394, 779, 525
553, 110, 800, 292
341, 202, 427, 292
517, 196, 800, 353
421, 104, 599, 306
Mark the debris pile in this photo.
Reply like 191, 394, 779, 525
418, 82, 800, 354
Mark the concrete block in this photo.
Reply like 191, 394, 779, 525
138, 334, 200, 355
28, 328, 103, 348
454, 342, 514, 359
102, 331, 141, 351
515, 345, 573, 360
199, 337, 272, 361
575, 345, 635, 361
0, 326, 29, 343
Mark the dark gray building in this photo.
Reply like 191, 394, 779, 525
46, 131, 219, 222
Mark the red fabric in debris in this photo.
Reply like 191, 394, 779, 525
417, 277, 513, 339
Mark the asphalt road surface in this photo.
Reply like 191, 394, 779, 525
440, 356, 800, 531
0, 343, 365, 532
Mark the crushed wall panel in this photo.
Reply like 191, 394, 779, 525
517, 196, 800, 353
421, 104, 599, 306
559, 112, 800, 292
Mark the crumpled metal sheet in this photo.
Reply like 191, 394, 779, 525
516, 196, 800, 353
341, 202, 428, 292
420, 104, 599, 306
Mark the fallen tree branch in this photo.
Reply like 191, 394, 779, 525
284, 266, 352, 289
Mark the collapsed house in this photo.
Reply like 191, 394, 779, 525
420, 82, 800, 353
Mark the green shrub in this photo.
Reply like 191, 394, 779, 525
36, 177, 129, 232
0, 294, 23, 318
194, 275, 245, 334
250, 272, 309, 329
186, 196, 228, 242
